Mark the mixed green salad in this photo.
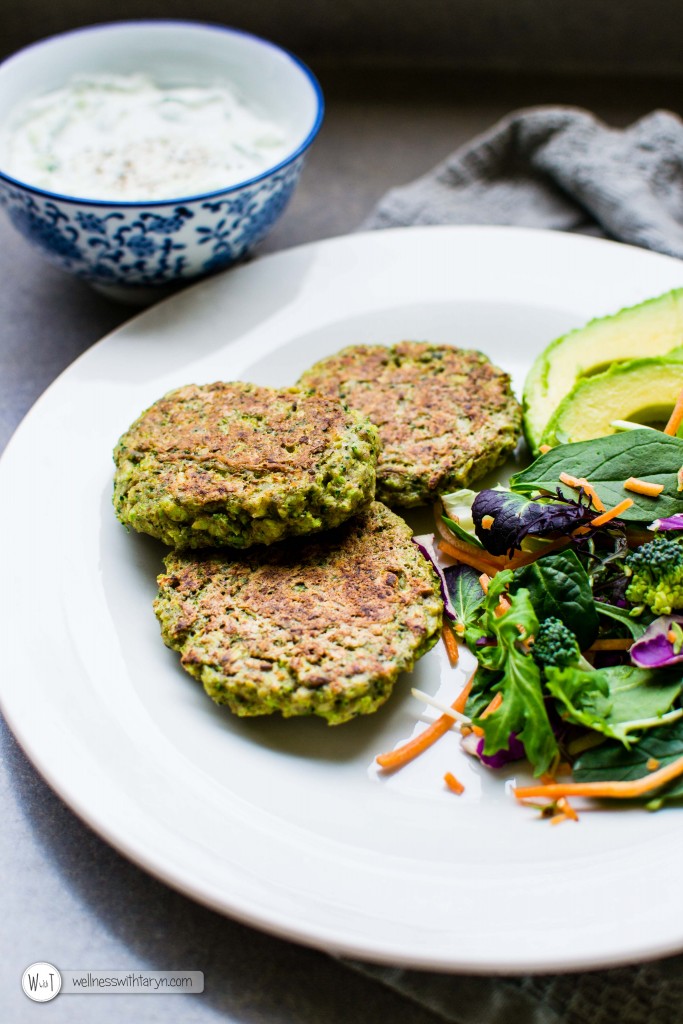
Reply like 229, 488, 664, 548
377, 287, 683, 819
409, 428, 683, 817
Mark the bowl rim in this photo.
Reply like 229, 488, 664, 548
0, 19, 325, 209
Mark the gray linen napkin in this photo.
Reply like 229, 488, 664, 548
361, 106, 683, 258
349, 106, 683, 1023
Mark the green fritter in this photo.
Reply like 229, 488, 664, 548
113, 381, 379, 549
153, 502, 443, 725
298, 342, 522, 507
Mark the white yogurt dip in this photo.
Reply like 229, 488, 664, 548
0, 73, 291, 200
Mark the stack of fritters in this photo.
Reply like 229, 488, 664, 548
113, 344, 520, 725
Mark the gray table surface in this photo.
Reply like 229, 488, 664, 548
3, 66, 683, 1023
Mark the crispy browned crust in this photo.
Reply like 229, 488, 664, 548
154, 502, 443, 723
298, 342, 522, 506
113, 381, 379, 548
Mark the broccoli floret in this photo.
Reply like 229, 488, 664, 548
531, 617, 582, 669
624, 535, 683, 615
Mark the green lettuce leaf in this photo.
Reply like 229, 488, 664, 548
474, 573, 558, 775
547, 664, 682, 745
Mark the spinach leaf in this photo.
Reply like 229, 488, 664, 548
474, 573, 558, 775
595, 601, 648, 639
510, 549, 599, 649
510, 431, 683, 522
547, 664, 682, 745
574, 718, 683, 803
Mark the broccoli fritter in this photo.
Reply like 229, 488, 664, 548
113, 381, 379, 549
153, 502, 443, 724
298, 342, 522, 507
625, 534, 683, 615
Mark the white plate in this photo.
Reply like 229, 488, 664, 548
3, 225, 683, 974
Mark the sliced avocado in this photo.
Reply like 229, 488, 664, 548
523, 288, 683, 452
541, 357, 683, 446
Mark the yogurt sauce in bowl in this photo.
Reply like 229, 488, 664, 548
0, 72, 291, 201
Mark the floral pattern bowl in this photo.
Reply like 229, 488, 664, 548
0, 21, 323, 303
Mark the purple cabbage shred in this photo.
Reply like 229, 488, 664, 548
476, 732, 526, 768
412, 534, 457, 621
649, 513, 683, 532
630, 615, 683, 668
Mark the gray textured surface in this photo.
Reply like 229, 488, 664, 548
3, 2, 683, 78
3, 64, 683, 1023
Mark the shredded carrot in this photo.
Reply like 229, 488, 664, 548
585, 638, 633, 651
581, 483, 606, 512
438, 539, 506, 575
471, 691, 502, 737
441, 531, 572, 575
478, 573, 510, 616
375, 671, 475, 771
539, 444, 553, 454
481, 515, 494, 530
647, 758, 661, 771
441, 623, 460, 666
588, 497, 634, 528
623, 477, 664, 497
664, 385, 683, 436
557, 796, 579, 821
480, 692, 503, 718
513, 753, 683, 801
505, 536, 571, 569
444, 771, 465, 794
559, 472, 606, 512
667, 630, 677, 644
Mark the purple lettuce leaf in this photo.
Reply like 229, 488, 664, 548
471, 488, 596, 556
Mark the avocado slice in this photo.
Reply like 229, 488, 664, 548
523, 288, 683, 452
541, 356, 683, 446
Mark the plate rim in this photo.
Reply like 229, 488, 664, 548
4, 224, 683, 974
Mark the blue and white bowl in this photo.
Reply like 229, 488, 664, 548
0, 21, 324, 303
